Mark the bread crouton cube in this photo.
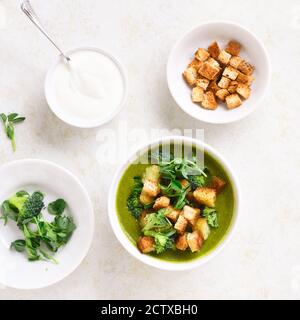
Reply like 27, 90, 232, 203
188, 58, 203, 70
137, 236, 155, 254
226, 41, 242, 56
193, 187, 217, 207
211, 176, 226, 194
140, 191, 153, 205
218, 50, 232, 65
143, 165, 160, 182
201, 91, 218, 110
183, 67, 198, 86
192, 86, 204, 103
218, 76, 231, 89
196, 78, 210, 91
180, 181, 194, 201
229, 56, 243, 69
153, 196, 170, 210
165, 206, 181, 223
187, 231, 203, 253
142, 180, 160, 197
180, 179, 191, 191
174, 215, 188, 234
183, 205, 200, 226
194, 218, 210, 240
208, 80, 220, 93
215, 89, 230, 101
223, 66, 239, 80
238, 60, 254, 75
175, 233, 189, 251
199, 62, 220, 80
207, 57, 220, 68
226, 94, 242, 109
228, 81, 239, 93
237, 72, 254, 85
208, 41, 221, 59
195, 48, 210, 62
237, 83, 251, 100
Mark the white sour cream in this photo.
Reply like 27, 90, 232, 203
47, 49, 125, 127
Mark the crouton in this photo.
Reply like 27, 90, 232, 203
165, 206, 181, 223
175, 233, 189, 251
183, 205, 200, 226
228, 81, 239, 93
218, 50, 232, 65
207, 57, 220, 68
193, 187, 217, 207
186, 191, 195, 202
137, 236, 155, 254
208, 80, 220, 93
211, 176, 226, 194
143, 165, 160, 183
215, 89, 230, 101
218, 76, 231, 89
139, 211, 149, 228
208, 41, 221, 59
180, 179, 191, 192
140, 191, 153, 205
153, 196, 170, 210
142, 180, 160, 197
195, 48, 210, 62
229, 56, 243, 69
196, 78, 210, 91
192, 86, 204, 103
188, 58, 203, 70
226, 41, 241, 56
174, 215, 188, 234
180, 180, 193, 201
183, 67, 198, 86
223, 66, 239, 80
201, 91, 218, 110
238, 60, 254, 75
237, 72, 254, 85
194, 218, 210, 240
226, 94, 242, 110
187, 231, 203, 253
237, 83, 251, 100
199, 62, 220, 80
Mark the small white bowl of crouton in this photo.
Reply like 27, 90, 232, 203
167, 21, 270, 124
108, 136, 241, 271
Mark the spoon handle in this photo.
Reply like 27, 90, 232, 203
21, 1, 70, 61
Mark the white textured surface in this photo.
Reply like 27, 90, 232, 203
0, 0, 299, 300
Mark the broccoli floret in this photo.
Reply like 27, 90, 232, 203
142, 211, 176, 254
142, 210, 173, 234
188, 175, 206, 190
202, 207, 219, 228
144, 230, 175, 254
9, 191, 44, 223
127, 177, 144, 219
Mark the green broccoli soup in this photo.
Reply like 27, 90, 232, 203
116, 148, 235, 262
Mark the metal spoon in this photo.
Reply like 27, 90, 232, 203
21, 0, 70, 62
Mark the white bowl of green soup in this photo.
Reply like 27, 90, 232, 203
108, 136, 240, 270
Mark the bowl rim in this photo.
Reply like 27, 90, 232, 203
108, 136, 241, 271
0, 158, 95, 289
166, 20, 271, 124
45, 46, 128, 129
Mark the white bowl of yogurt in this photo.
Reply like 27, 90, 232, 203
45, 47, 127, 128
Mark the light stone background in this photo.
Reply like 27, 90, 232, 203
0, 0, 299, 300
